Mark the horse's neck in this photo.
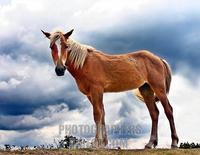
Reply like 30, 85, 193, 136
66, 53, 84, 80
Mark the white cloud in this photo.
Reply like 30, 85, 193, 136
168, 74, 200, 142
1, 0, 199, 38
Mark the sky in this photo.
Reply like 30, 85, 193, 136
0, 0, 200, 149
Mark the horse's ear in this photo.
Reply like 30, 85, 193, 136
64, 29, 74, 38
41, 30, 51, 39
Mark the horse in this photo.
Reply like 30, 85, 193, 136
41, 29, 179, 149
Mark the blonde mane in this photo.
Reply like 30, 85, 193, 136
66, 38, 94, 69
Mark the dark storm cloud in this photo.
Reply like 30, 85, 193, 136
0, 103, 81, 130
0, 92, 82, 116
85, 17, 200, 73
0, 76, 84, 115
0, 36, 51, 63
0, 55, 86, 117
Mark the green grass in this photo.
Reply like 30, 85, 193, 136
0, 148, 200, 155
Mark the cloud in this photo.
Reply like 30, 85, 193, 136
0, 103, 70, 130
0, 126, 59, 146
105, 93, 150, 139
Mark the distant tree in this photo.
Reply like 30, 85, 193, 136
49, 144, 54, 149
179, 142, 200, 149
59, 135, 87, 149
191, 142, 195, 148
20, 146, 24, 150
4, 144, 11, 151
196, 143, 200, 148
34, 146, 37, 149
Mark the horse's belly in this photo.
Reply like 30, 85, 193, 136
104, 78, 145, 92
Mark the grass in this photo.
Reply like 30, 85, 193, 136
0, 148, 200, 155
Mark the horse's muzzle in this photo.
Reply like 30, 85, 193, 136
55, 66, 66, 76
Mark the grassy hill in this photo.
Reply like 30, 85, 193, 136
0, 148, 200, 155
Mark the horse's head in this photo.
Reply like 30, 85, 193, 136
41, 29, 74, 76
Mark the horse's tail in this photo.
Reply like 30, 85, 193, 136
133, 59, 172, 103
161, 59, 172, 94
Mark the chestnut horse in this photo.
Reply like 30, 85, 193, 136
42, 29, 179, 148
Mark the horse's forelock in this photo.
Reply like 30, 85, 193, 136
50, 32, 61, 46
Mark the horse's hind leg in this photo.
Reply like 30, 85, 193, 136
139, 83, 159, 149
150, 83, 179, 148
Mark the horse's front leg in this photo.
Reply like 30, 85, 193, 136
87, 88, 107, 148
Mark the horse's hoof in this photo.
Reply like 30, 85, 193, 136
171, 144, 178, 149
91, 139, 106, 149
145, 143, 153, 149
145, 140, 157, 149
145, 144, 152, 149
91, 140, 98, 148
